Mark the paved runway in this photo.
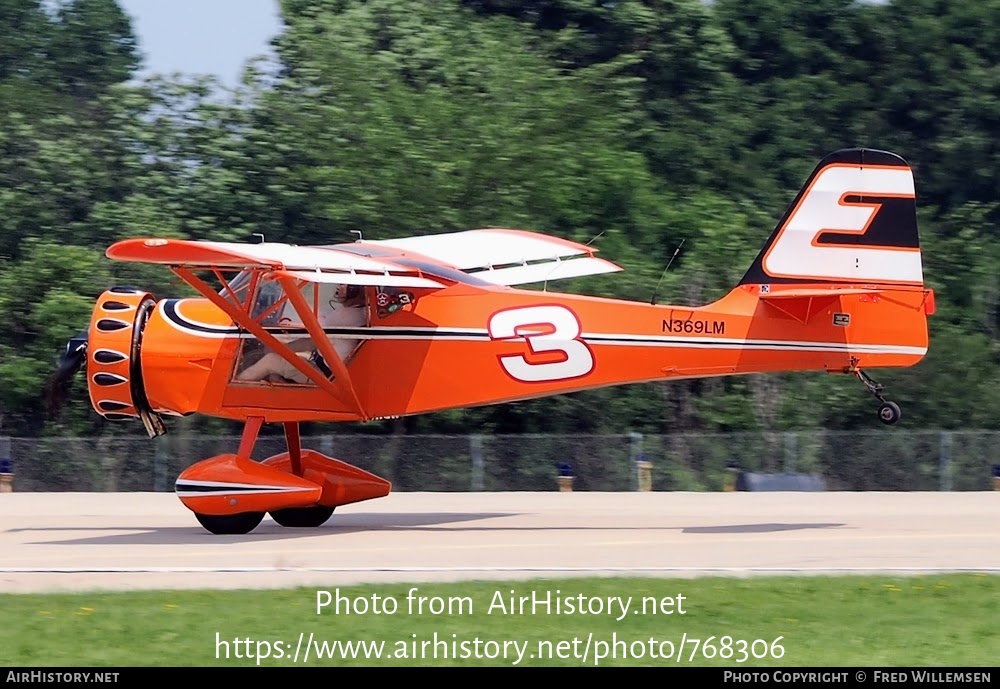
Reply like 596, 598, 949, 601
1, 491, 997, 592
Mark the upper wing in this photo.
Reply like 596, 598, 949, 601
106, 238, 446, 289
360, 228, 622, 286
106, 228, 623, 288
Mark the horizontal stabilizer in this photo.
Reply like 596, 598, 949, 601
758, 287, 882, 300
756, 287, 883, 324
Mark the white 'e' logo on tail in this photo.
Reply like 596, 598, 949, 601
762, 164, 922, 284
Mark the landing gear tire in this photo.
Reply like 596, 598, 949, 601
195, 511, 265, 535
270, 505, 335, 528
852, 361, 902, 426
877, 401, 901, 425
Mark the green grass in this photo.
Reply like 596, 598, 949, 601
2, 574, 997, 666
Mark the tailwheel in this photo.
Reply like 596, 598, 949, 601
851, 359, 903, 425
195, 511, 265, 535
270, 505, 335, 528
877, 401, 901, 425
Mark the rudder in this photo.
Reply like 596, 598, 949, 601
740, 148, 922, 287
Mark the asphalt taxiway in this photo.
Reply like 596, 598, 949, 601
1, 491, 997, 592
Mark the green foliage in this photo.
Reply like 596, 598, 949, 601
3, 0, 1000, 440
47, 0, 140, 97
0, 241, 111, 433
247, 0, 663, 250
1, 575, 996, 665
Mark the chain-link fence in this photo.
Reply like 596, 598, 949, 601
0, 430, 997, 492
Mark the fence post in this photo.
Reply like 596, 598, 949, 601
470, 434, 484, 491
154, 435, 169, 492
629, 432, 644, 491
783, 432, 797, 472
101, 437, 117, 492
939, 431, 953, 491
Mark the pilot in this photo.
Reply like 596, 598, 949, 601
236, 283, 366, 384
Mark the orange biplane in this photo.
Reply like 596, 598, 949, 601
57, 148, 934, 534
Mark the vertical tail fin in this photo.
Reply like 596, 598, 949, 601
739, 148, 922, 287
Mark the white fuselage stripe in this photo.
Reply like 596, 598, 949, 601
174, 480, 313, 497
159, 305, 925, 356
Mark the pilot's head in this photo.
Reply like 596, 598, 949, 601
333, 284, 361, 303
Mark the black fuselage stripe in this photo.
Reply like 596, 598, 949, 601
161, 301, 904, 351
162, 300, 241, 335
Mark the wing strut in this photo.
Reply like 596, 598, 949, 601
277, 273, 366, 417
172, 267, 368, 419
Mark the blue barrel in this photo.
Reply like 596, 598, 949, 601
0, 438, 11, 492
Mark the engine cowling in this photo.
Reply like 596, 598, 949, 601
86, 287, 165, 437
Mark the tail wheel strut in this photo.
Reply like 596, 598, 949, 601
851, 359, 901, 425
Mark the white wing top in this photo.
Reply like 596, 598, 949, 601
362, 228, 622, 285
106, 228, 622, 288
106, 238, 446, 289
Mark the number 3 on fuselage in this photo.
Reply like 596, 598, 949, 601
488, 305, 594, 383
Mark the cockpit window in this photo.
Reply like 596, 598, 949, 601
233, 279, 370, 386
251, 280, 286, 324
220, 270, 253, 305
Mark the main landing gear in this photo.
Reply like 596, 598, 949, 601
174, 416, 392, 535
851, 359, 901, 425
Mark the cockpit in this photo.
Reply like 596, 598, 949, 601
222, 272, 370, 385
